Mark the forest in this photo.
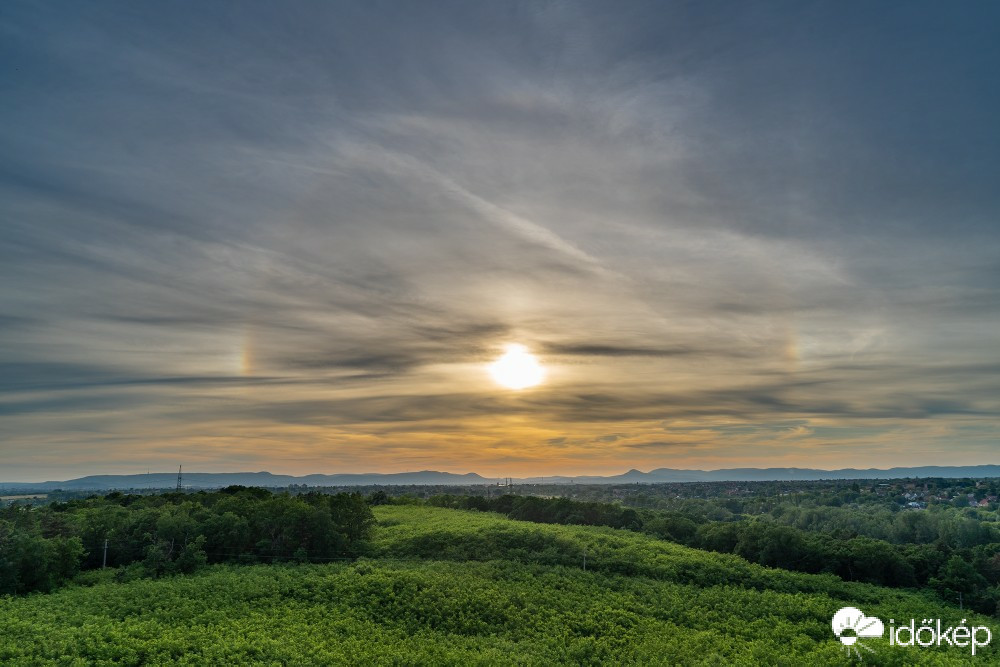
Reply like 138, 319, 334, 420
0, 487, 373, 595
6, 478, 1000, 616
419, 491, 997, 613
2, 503, 998, 665
410, 478, 1000, 616
5, 480, 1000, 663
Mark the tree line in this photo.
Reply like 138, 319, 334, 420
425, 493, 1000, 614
0, 486, 374, 595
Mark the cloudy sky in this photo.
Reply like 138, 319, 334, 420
2, 1, 999, 481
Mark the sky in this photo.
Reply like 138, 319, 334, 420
2, 1, 999, 481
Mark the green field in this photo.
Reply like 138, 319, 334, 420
1, 505, 995, 665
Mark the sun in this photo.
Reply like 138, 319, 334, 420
489, 344, 545, 390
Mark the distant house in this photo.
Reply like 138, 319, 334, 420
978, 499, 991, 507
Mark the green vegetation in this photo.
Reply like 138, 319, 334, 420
414, 479, 1000, 614
1, 505, 997, 665
0, 487, 373, 595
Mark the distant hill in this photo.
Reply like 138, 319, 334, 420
4, 464, 1000, 491
0, 470, 489, 491
522, 465, 1000, 484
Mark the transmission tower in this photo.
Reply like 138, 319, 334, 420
176, 465, 182, 491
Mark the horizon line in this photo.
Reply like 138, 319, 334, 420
4, 462, 1000, 486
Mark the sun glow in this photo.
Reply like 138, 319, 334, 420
489, 344, 545, 390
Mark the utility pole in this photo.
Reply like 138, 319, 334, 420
102, 538, 108, 569
176, 465, 182, 491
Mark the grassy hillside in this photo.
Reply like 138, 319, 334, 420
0, 505, 995, 665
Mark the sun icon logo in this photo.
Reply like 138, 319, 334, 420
832, 607, 884, 660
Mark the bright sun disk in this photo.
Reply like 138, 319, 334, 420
489, 344, 545, 390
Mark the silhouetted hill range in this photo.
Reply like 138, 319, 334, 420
4, 465, 1000, 490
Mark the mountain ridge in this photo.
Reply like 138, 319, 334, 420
4, 464, 1000, 490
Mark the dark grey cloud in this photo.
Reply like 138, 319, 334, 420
0, 361, 291, 394
544, 343, 724, 358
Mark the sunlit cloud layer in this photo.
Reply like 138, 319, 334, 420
2, 2, 999, 480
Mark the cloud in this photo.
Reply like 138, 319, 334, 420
1, 2, 999, 478
621, 441, 702, 451
544, 343, 716, 358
